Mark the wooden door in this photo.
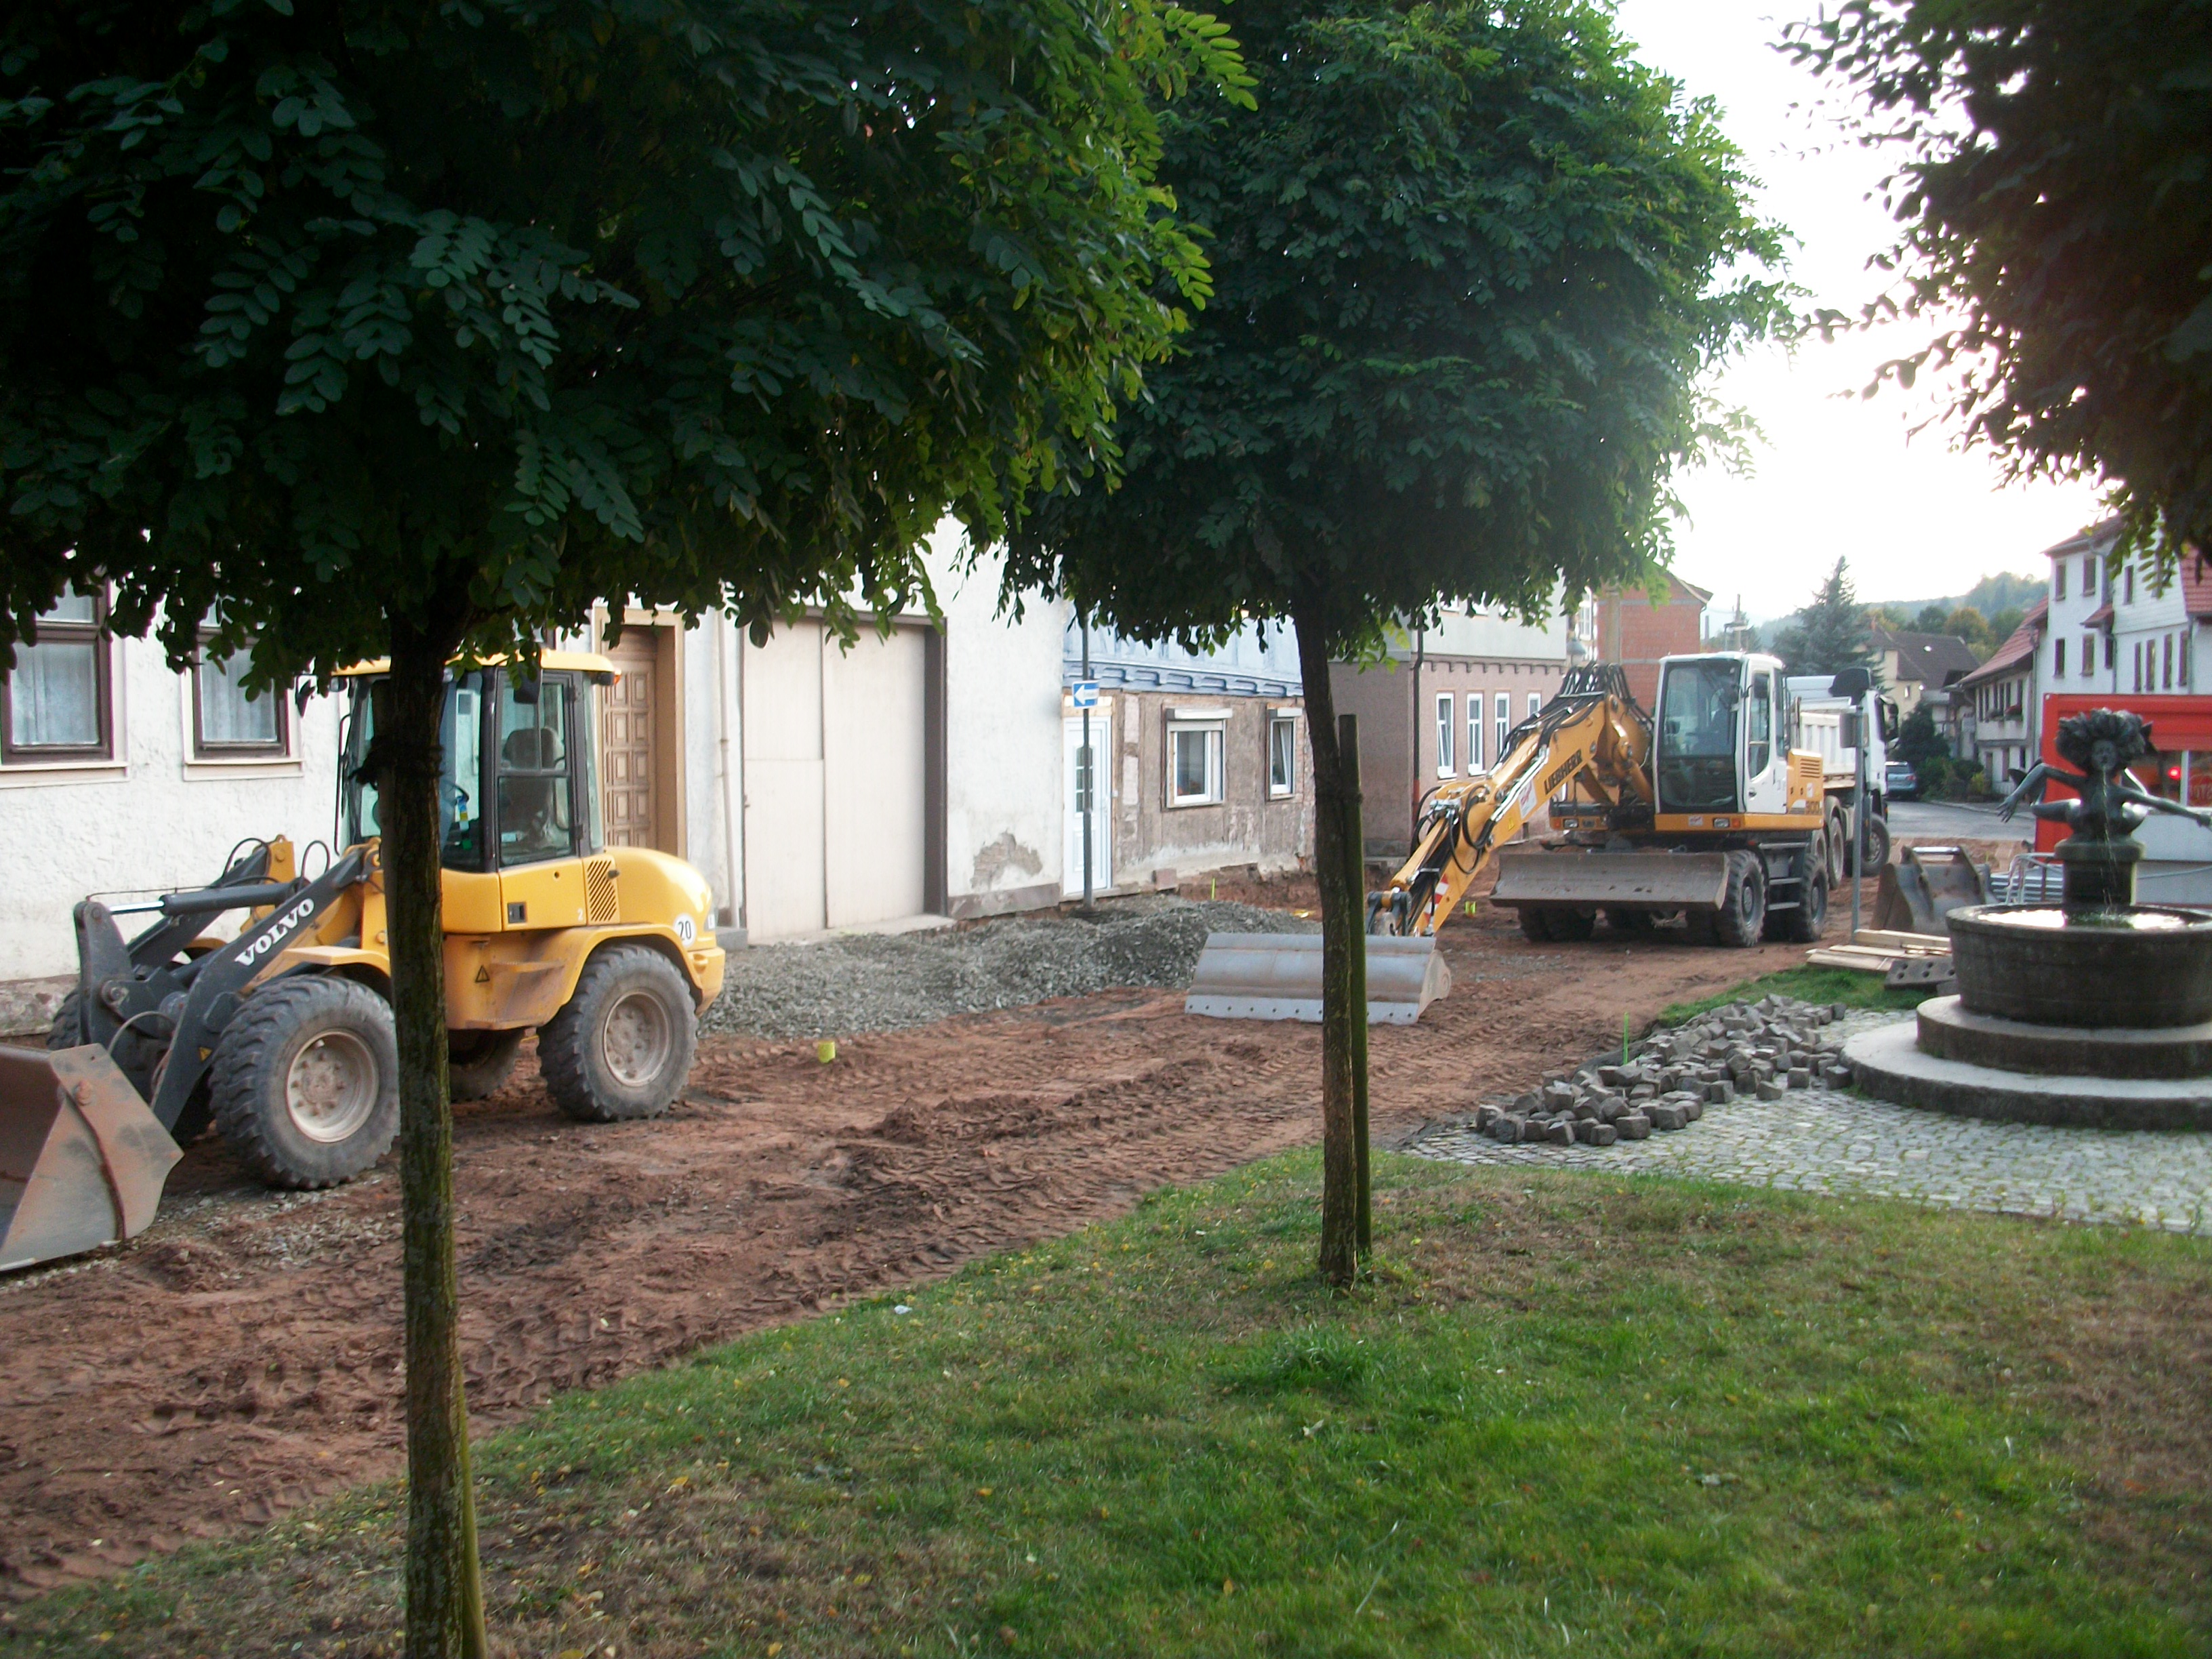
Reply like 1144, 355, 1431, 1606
602, 631, 659, 848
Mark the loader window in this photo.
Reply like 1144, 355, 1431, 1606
1746, 671, 1773, 777
1655, 659, 1742, 814
495, 678, 575, 864
340, 676, 489, 872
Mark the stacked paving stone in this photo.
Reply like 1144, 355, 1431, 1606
1473, 996, 1857, 1149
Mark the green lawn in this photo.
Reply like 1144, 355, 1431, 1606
1658, 964, 1929, 1027
9, 1155, 2209, 1659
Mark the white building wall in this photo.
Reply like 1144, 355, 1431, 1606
0, 636, 345, 983
940, 537, 1069, 917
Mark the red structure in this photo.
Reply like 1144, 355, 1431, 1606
2032, 693, 2212, 852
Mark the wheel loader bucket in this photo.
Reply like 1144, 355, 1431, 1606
1875, 846, 1990, 936
1185, 933, 1453, 1025
0, 1044, 180, 1273
1490, 848, 1732, 912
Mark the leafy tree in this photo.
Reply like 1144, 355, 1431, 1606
1988, 607, 2027, 649
1894, 701, 1947, 764
1912, 603, 1951, 633
1002, 0, 1780, 1284
1774, 558, 1877, 680
0, 2, 1236, 1650
1791, 2, 2212, 565
1946, 606, 1995, 654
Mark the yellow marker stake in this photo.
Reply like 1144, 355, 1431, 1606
817, 1040, 837, 1064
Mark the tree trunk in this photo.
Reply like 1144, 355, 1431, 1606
1338, 712, 1370, 1259
384, 628, 488, 1659
1294, 612, 1366, 1287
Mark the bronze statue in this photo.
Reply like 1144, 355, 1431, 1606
1998, 709, 2212, 908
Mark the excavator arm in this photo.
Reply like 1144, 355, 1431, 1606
1368, 665, 1653, 937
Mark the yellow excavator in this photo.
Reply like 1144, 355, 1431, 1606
0, 652, 726, 1272
1187, 657, 1831, 1023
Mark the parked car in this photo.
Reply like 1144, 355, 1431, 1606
1885, 760, 1919, 800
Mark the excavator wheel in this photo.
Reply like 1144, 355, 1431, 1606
539, 945, 697, 1123
1711, 851, 1768, 949
1780, 865, 1829, 945
209, 975, 400, 1189
449, 1028, 527, 1103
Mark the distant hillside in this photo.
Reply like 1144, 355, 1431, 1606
1865, 571, 2044, 621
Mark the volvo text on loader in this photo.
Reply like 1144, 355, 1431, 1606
1186, 655, 1835, 1023
0, 651, 725, 1272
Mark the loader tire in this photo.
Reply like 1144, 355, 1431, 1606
210, 975, 398, 1188
449, 1028, 526, 1103
539, 945, 696, 1124
1711, 851, 1767, 949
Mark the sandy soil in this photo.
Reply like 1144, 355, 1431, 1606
0, 901, 1844, 1599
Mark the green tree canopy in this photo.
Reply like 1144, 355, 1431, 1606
1945, 605, 1994, 655
1912, 602, 1950, 633
1000, 0, 1781, 1283
0, 4, 1242, 1650
1774, 558, 1877, 680
1792, 1, 2212, 564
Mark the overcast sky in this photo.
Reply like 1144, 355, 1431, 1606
1610, 0, 2104, 624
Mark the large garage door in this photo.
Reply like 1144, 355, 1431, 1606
742, 622, 929, 939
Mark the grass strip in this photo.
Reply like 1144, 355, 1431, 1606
9, 1155, 2209, 1658
1658, 964, 1928, 1027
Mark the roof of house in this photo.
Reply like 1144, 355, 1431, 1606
2180, 550, 2212, 621
1957, 598, 2050, 689
1868, 626, 1982, 689
2040, 515, 2125, 564
1601, 571, 1712, 607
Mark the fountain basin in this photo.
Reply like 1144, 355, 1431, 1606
1948, 903, 2212, 1027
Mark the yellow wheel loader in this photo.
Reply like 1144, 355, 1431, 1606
1187, 655, 1831, 1023
1, 651, 725, 1271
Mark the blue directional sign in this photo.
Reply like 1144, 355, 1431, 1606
1071, 680, 1100, 710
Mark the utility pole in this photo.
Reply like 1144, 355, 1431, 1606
1080, 617, 1094, 911
1409, 624, 1425, 846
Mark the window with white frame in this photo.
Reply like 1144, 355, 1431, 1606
1467, 699, 1483, 772
2, 585, 110, 762
193, 634, 289, 757
1435, 693, 1455, 777
1268, 715, 1296, 798
1493, 693, 1509, 760
1168, 714, 1225, 806
2083, 634, 2096, 679
1528, 691, 1541, 720
2053, 637, 2066, 678
2055, 562, 2067, 601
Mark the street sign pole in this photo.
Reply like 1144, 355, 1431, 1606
1080, 619, 1094, 910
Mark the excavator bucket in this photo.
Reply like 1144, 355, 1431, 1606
1490, 848, 1732, 913
1875, 845, 1990, 936
0, 1044, 180, 1273
1185, 933, 1453, 1025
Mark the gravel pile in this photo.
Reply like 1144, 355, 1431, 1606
1471, 996, 1858, 1148
703, 899, 1318, 1040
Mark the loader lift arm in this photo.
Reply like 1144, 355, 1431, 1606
1367, 665, 1654, 937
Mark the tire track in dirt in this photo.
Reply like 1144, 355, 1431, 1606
0, 912, 1832, 1597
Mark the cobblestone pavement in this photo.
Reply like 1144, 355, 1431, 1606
1406, 1013, 2212, 1234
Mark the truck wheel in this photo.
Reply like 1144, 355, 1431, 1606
449, 1029, 526, 1102
1860, 813, 1892, 873
209, 976, 399, 1189
539, 945, 697, 1123
1781, 865, 1829, 944
1823, 803, 1849, 886
1711, 851, 1767, 949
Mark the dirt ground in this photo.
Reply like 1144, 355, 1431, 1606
0, 890, 1858, 1600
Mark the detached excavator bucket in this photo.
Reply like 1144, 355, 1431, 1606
0, 1044, 180, 1273
1185, 933, 1453, 1025
1875, 845, 1990, 936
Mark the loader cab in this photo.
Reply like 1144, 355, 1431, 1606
1653, 653, 1788, 818
342, 660, 608, 872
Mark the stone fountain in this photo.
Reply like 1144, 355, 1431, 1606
1849, 709, 2212, 1128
